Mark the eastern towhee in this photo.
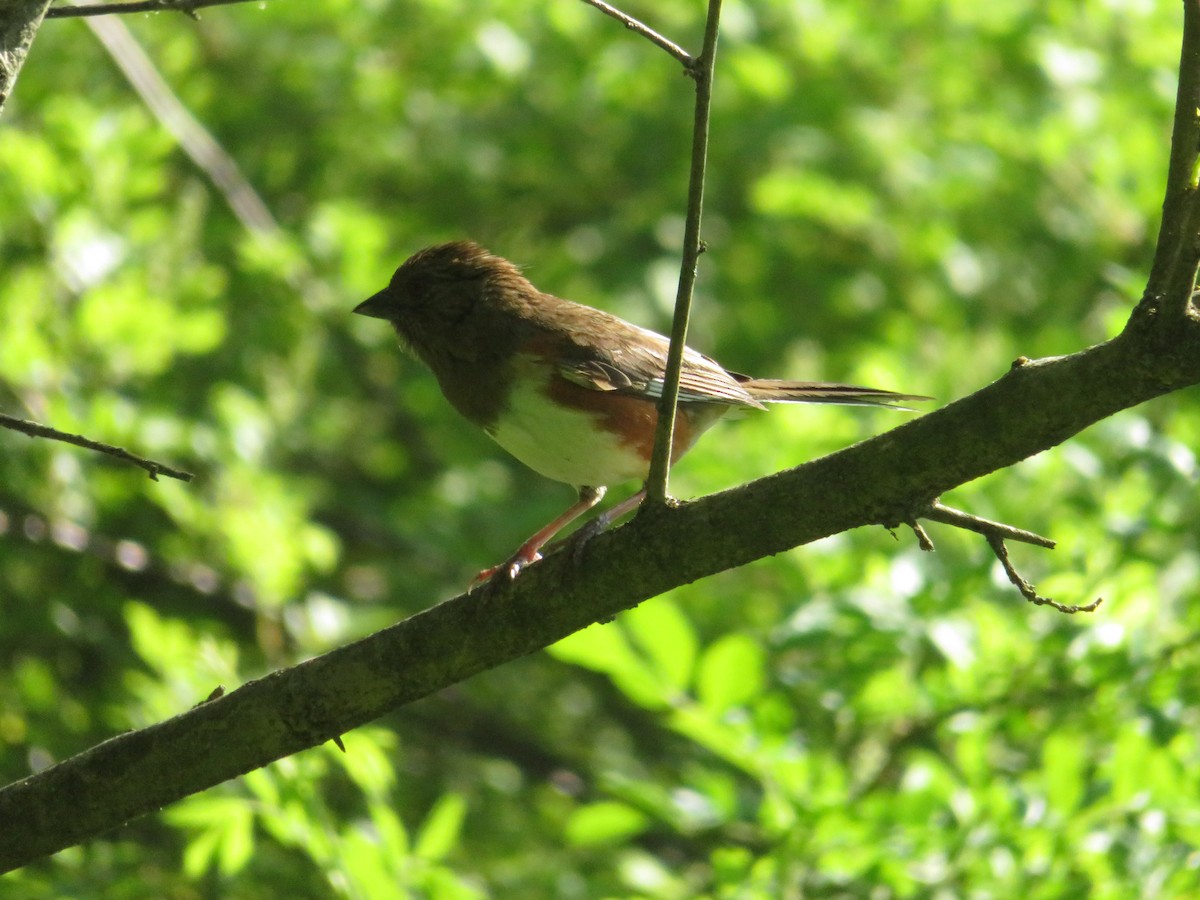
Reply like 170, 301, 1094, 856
355, 241, 926, 579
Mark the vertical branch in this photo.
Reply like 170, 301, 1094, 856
1164, 1, 1200, 203
644, 0, 723, 504
1142, 0, 1200, 318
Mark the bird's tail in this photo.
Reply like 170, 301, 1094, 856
738, 379, 930, 410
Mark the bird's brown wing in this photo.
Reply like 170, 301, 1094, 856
538, 294, 926, 410
546, 301, 765, 409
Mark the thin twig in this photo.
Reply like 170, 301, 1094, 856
86, 14, 279, 236
911, 500, 1099, 614
923, 500, 1056, 549
987, 535, 1102, 615
0, 413, 194, 482
645, 0, 722, 503
577, 0, 693, 69
45, 0, 268, 19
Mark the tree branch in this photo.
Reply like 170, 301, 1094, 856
3, 314, 1200, 870
45, 0, 270, 19
577, 0, 693, 69
1142, 0, 1200, 318
920, 500, 1056, 549
0, 1, 53, 113
1163, 1, 1200, 203
646, 0, 722, 503
0, 413, 194, 482
910, 500, 1101, 614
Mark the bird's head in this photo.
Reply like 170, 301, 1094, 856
355, 240, 535, 361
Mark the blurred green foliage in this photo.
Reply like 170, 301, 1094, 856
3, 0, 1199, 895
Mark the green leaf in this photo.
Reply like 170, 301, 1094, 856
414, 792, 467, 861
333, 726, 398, 796
550, 621, 667, 708
565, 801, 650, 847
1041, 729, 1086, 815
169, 796, 255, 877
623, 598, 698, 691
696, 633, 765, 714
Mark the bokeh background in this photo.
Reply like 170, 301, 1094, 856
3, 0, 1199, 895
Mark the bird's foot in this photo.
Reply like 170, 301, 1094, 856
468, 486, 608, 587
470, 546, 543, 587
565, 515, 608, 566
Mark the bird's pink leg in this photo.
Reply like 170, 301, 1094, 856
475, 486, 607, 583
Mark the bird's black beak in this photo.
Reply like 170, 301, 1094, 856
353, 289, 392, 319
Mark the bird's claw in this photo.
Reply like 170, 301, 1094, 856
471, 549, 543, 587
567, 516, 606, 566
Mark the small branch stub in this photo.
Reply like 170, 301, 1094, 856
911, 500, 1100, 615
923, 501, 1055, 549
908, 520, 935, 552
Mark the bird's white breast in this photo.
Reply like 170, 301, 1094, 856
486, 357, 650, 488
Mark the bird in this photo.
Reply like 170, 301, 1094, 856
354, 240, 926, 580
